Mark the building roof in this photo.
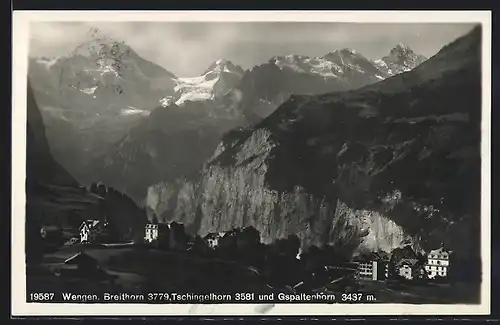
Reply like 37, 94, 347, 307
428, 247, 450, 258
79, 219, 100, 230
204, 233, 217, 240
398, 258, 419, 267
373, 250, 391, 260
205, 232, 226, 240
146, 222, 170, 229
353, 250, 391, 262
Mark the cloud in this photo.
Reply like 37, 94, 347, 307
28, 22, 476, 77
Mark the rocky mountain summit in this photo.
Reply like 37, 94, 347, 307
375, 43, 428, 75
28, 36, 179, 175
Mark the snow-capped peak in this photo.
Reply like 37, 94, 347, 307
270, 54, 344, 78
161, 59, 245, 106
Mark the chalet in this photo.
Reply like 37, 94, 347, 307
397, 258, 421, 280
354, 251, 390, 281
424, 247, 451, 279
204, 232, 227, 248
79, 219, 103, 244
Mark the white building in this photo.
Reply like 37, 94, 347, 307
204, 232, 226, 248
425, 247, 450, 279
79, 220, 101, 243
357, 260, 389, 281
145, 224, 159, 242
144, 222, 170, 243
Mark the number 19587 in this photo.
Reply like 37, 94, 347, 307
29, 293, 55, 301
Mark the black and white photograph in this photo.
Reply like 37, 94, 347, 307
12, 10, 491, 316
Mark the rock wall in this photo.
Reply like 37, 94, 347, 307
146, 128, 420, 255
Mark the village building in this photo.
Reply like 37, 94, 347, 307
79, 219, 102, 244
144, 222, 169, 244
144, 223, 157, 242
144, 220, 188, 250
204, 232, 226, 248
424, 247, 450, 279
397, 258, 422, 280
355, 252, 390, 281
356, 260, 389, 281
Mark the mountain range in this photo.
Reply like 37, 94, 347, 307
28, 38, 429, 202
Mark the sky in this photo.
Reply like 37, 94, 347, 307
29, 22, 477, 77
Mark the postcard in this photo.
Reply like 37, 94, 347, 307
11, 10, 492, 317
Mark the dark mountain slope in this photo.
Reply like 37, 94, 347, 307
26, 81, 78, 189
25, 82, 147, 258
79, 101, 244, 202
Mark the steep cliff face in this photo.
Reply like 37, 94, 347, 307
149, 130, 420, 253
147, 26, 481, 260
